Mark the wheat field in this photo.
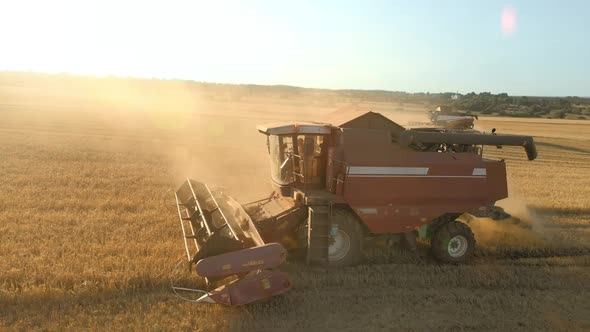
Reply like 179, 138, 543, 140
1, 79, 589, 331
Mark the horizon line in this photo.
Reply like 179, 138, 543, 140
0, 69, 587, 99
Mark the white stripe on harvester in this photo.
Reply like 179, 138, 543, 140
348, 175, 485, 178
347, 166, 429, 176
357, 208, 378, 215
472, 168, 487, 176
346, 166, 487, 178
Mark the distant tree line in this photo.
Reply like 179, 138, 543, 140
450, 92, 590, 119
1, 71, 588, 119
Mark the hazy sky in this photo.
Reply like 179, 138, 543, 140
0, 0, 588, 96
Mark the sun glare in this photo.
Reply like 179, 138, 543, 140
501, 5, 517, 37
0, 0, 289, 81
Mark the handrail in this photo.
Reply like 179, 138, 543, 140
286, 152, 305, 184
329, 158, 349, 193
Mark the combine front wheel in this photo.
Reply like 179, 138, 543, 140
328, 209, 363, 267
431, 220, 475, 263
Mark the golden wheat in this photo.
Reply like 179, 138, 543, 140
1, 80, 589, 331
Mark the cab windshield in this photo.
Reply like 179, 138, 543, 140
268, 134, 325, 186
269, 135, 294, 185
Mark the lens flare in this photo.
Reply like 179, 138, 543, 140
501, 5, 517, 36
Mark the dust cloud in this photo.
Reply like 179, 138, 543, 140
59, 78, 276, 202
153, 103, 276, 203
382, 109, 432, 127
467, 195, 557, 249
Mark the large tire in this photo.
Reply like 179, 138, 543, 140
328, 209, 363, 267
431, 220, 475, 263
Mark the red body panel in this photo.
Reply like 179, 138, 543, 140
207, 270, 292, 306
342, 150, 508, 234
195, 243, 287, 278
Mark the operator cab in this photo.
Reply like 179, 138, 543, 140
257, 122, 332, 195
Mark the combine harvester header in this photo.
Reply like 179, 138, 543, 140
173, 180, 291, 305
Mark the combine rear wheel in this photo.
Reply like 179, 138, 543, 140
328, 209, 363, 267
431, 220, 475, 263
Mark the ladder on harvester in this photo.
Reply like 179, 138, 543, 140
307, 205, 331, 265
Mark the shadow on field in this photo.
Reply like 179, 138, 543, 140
0, 286, 249, 330
536, 141, 590, 154
0, 266, 213, 329
0, 287, 163, 324
476, 246, 590, 260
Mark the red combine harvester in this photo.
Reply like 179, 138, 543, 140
173, 110, 537, 305
430, 105, 478, 129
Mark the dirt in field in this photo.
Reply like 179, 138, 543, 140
1, 76, 589, 331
